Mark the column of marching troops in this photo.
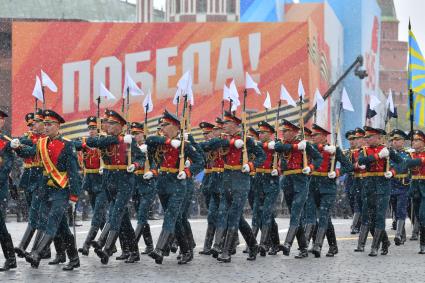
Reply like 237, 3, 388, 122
0, 105, 425, 272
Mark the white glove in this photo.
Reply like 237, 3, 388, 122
185, 159, 191, 168
324, 145, 336, 154
271, 169, 279, 176
124, 134, 132, 144
234, 139, 244, 149
184, 133, 189, 141
268, 141, 276, 150
378, 147, 389, 159
406, 148, 415, 153
99, 167, 104, 175
302, 166, 311, 175
177, 171, 187, 180
297, 140, 307, 151
384, 171, 393, 179
139, 144, 148, 153
143, 171, 154, 180
171, 139, 181, 149
69, 201, 76, 211
10, 138, 20, 149
242, 164, 251, 173
358, 164, 366, 170
127, 164, 135, 173
328, 171, 337, 179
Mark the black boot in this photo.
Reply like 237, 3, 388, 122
282, 226, 298, 256
26, 233, 53, 268
78, 226, 98, 256
243, 226, 258, 254
91, 223, 111, 251
210, 228, 226, 258
176, 231, 191, 265
294, 226, 308, 259
199, 224, 215, 255
125, 235, 140, 264
29, 230, 43, 255
217, 229, 236, 263
394, 220, 405, 246
14, 225, 35, 258
62, 234, 80, 271
0, 233, 17, 271
149, 230, 172, 264
354, 225, 368, 252
141, 224, 154, 255
312, 228, 326, 258
325, 223, 338, 257
48, 236, 66, 265
304, 223, 315, 248
351, 213, 360, 234
259, 226, 270, 257
170, 237, 178, 254
381, 231, 390, 255
419, 225, 425, 254
116, 232, 130, 260
369, 229, 383, 257
96, 230, 119, 265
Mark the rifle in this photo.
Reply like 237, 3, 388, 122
384, 108, 391, 172
95, 96, 105, 170
179, 96, 189, 172
298, 96, 308, 168
143, 104, 151, 174
125, 87, 131, 167
241, 89, 249, 169
272, 101, 281, 171
330, 103, 343, 172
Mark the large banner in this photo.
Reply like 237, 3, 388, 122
12, 22, 313, 137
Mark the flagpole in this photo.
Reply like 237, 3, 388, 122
241, 89, 249, 168
408, 20, 414, 145
35, 98, 38, 112
272, 100, 282, 171
126, 87, 132, 166
330, 103, 343, 172
298, 95, 308, 168
176, 96, 180, 117
144, 104, 151, 174
221, 100, 224, 119
41, 86, 45, 110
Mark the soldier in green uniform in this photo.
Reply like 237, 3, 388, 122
357, 126, 402, 256
305, 124, 353, 257
274, 119, 322, 258
146, 110, 203, 265
0, 110, 17, 272
86, 110, 144, 265
11, 110, 81, 270
74, 116, 109, 256
131, 122, 157, 255
203, 111, 265, 263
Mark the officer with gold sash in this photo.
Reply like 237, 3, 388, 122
357, 126, 402, 257
274, 119, 322, 258
74, 116, 109, 256
403, 130, 425, 254
11, 110, 82, 270
0, 110, 16, 272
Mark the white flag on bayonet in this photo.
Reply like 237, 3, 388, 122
263, 92, 272, 109
298, 78, 305, 99
143, 89, 153, 113
41, 70, 58, 92
123, 71, 144, 98
386, 89, 395, 113
99, 82, 116, 100
280, 84, 296, 107
315, 88, 325, 111
341, 88, 354, 112
245, 72, 261, 95
32, 75, 44, 102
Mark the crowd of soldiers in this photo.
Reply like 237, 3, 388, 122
0, 105, 425, 272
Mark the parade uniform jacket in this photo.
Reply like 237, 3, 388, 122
404, 151, 425, 180
0, 134, 14, 197
274, 139, 322, 175
312, 144, 353, 177
202, 134, 265, 171
74, 137, 102, 173
358, 145, 402, 177
390, 149, 411, 188
145, 136, 204, 177
256, 141, 278, 174
85, 134, 144, 171
17, 135, 81, 199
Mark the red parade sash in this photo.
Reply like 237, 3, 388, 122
38, 137, 68, 188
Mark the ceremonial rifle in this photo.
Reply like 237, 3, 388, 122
241, 89, 249, 169
330, 103, 343, 172
272, 100, 282, 171
125, 87, 132, 166
143, 104, 151, 174
298, 95, 308, 168
179, 95, 189, 173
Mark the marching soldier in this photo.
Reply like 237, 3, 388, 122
388, 129, 410, 245
146, 110, 203, 265
356, 126, 402, 256
131, 122, 157, 255
403, 130, 425, 254
306, 124, 353, 257
87, 110, 143, 265
198, 121, 217, 255
75, 116, 109, 256
0, 110, 17, 272
204, 111, 265, 263
274, 119, 322, 258
252, 121, 281, 256
11, 110, 81, 270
